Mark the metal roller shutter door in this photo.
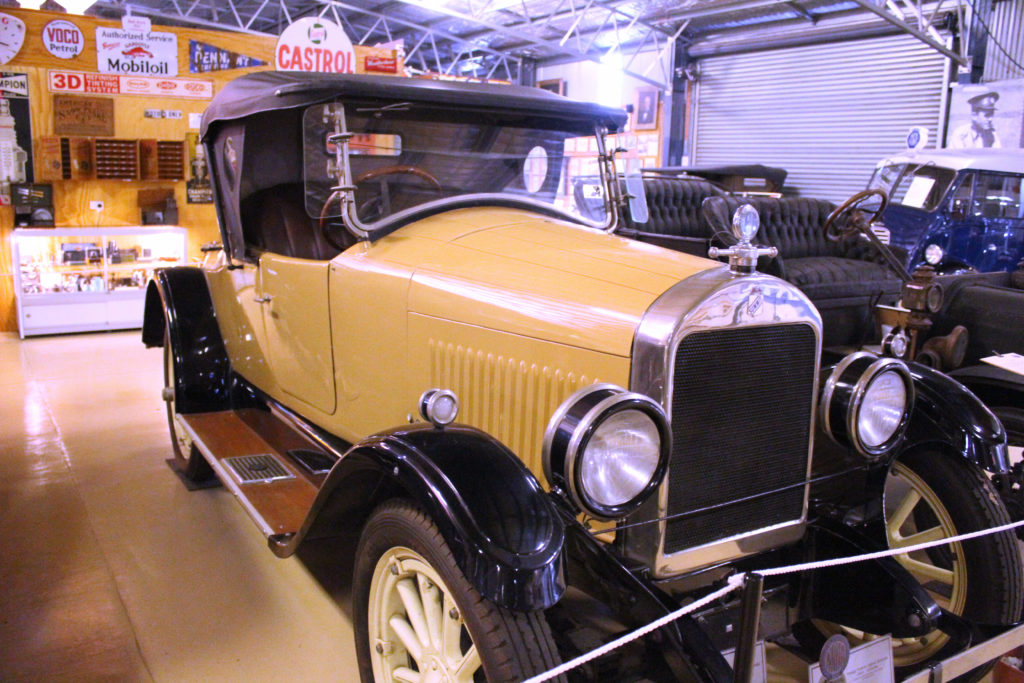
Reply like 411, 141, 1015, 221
693, 34, 948, 203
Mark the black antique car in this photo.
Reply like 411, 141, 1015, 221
143, 72, 1023, 682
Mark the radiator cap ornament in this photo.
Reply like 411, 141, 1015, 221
708, 204, 778, 274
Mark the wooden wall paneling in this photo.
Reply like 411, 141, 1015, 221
0, 7, 404, 331
0, 206, 14, 331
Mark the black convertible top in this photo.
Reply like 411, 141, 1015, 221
202, 71, 628, 140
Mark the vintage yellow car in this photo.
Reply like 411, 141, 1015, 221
143, 72, 1023, 682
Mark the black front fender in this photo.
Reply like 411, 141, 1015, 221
297, 424, 566, 612
904, 362, 1009, 473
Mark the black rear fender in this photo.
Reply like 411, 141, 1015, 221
142, 267, 233, 413
301, 424, 567, 612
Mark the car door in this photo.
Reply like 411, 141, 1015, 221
967, 172, 1024, 272
258, 253, 337, 415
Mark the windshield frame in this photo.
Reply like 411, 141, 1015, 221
869, 160, 958, 213
313, 100, 621, 242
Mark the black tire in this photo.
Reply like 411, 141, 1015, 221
354, 499, 563, 683
163, 329, 214, 482
800, 449, 1022, 680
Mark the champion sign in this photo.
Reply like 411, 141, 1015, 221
275, 17, 354, 74
96, 26, 178, 76
43, 20, 84, 60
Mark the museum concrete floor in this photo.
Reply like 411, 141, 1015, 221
0, 330, 356, 682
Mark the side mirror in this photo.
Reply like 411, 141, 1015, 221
625, 170, 648, 224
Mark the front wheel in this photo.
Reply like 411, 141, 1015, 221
802, 450, 1022, 679
354, 500, 563, 683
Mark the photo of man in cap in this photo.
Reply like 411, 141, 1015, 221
950, 90, 1002, 148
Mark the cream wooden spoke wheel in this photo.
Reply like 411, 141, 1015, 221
798, 450, 1021, 680
354, 501, 562, 683
369, 547, 480, 683
883, 460, 966, 664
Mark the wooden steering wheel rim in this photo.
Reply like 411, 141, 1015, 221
354, 165, 441, 191
823, 187, 888, 242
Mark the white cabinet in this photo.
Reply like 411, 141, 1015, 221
11, 227, 187, 338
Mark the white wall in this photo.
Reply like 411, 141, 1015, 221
536, 48, 673, 107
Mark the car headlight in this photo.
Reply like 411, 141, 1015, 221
543, 383, 670, 519
820, 352, 914, 459
924, 244, 943, 265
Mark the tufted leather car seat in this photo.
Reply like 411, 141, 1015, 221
616, 176, 727, 256
240, 183, 348, 260
703, 195, 904, 347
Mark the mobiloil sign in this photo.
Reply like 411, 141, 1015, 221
96, 27, 178, 77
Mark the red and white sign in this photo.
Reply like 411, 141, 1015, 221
96, 26, 178, 76
275, 17, 354, 73
364, 55, 398, 74
48, 70, 213, 99
42, 20, 84, 60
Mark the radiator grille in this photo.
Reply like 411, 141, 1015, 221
664, 325, 816, 554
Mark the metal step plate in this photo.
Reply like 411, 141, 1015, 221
224, 454, 295, 484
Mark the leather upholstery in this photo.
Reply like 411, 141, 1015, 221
240, 184, 345, 260
615, 176, 726, 256
620, 177, 726, 237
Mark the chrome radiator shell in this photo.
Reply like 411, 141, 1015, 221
624, 268, 822, 579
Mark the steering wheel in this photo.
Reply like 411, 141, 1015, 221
823, 187, 913, 282
823, 188, 888, 242
355, 165, 442, 222
318, 165, 443, 250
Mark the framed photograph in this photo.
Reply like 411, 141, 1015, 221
634, 87, 660, 131
538, 78, 566, 96
946, 79, 1023, 149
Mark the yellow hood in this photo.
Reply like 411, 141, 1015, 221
376, 207, 719, 357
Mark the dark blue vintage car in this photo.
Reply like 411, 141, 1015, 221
868, 149, 1024, 273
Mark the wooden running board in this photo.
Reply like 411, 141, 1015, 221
178, 409, 320, 541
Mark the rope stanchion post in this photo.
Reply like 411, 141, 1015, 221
732, 572, 764, 683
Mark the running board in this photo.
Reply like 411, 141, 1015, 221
178, 409, 320, 541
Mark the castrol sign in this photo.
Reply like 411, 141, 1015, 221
43, 20, 84, 60
275, 17, 354, 73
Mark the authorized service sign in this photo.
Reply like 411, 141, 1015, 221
275, 17, 354, 73
96, 26, 178, 76
48, 70, 213, 99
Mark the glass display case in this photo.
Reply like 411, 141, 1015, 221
11, 227, 187, 337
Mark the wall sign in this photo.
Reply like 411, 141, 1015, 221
275, 17, 354, 73
0, 72, 32, 205
48, 70, 214, 99
364, 55, 397, 74
53, 94, 114, 136
0, 13, 25, 66
189, 40, 264, 73
42, 20, 85, 60
96, 26, 178, 77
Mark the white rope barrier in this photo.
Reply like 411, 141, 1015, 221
523, 517, 1024, 683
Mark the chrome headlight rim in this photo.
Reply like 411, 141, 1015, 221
543, 383, 671, 520
821, 352, 914, 459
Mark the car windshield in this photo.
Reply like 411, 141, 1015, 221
868, 162, 957, 211
302, 101, 610, 233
